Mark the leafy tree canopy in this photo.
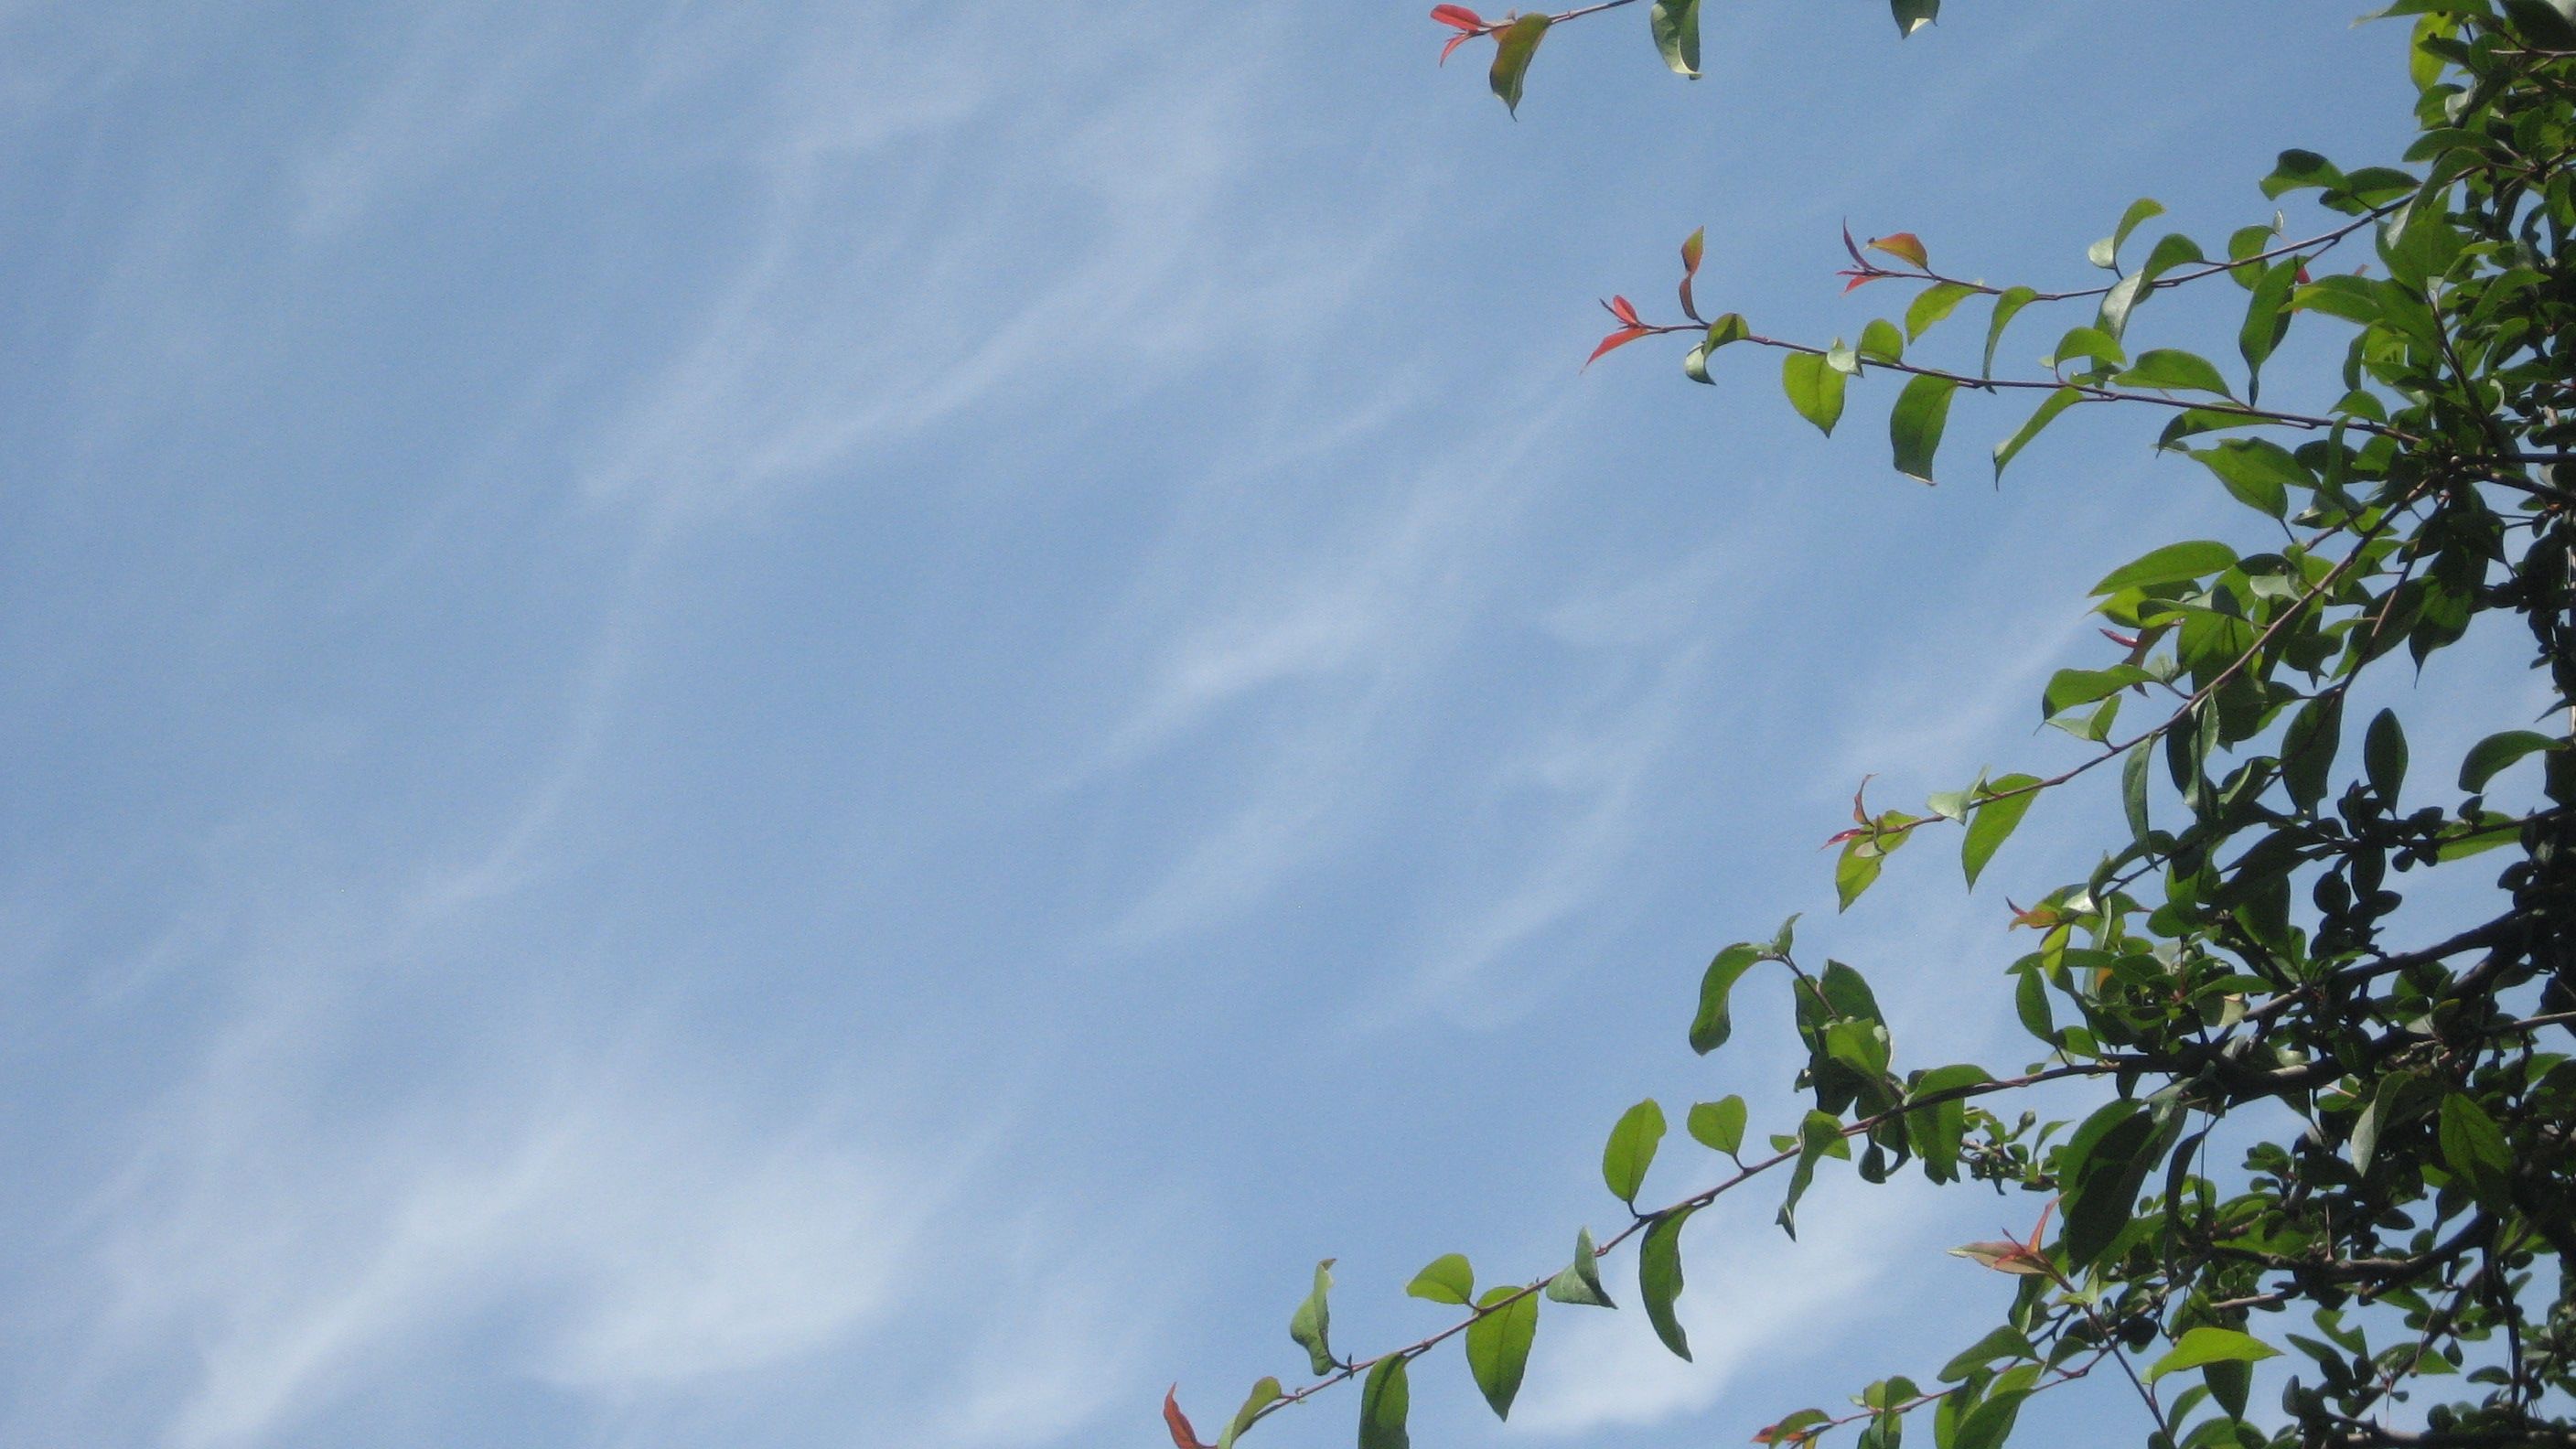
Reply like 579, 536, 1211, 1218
1171, 4, 2576, 1449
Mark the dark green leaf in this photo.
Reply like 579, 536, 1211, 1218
2365, 708, 2408, 802
1890, 0, 1938, 34
1639, 1208, 1696, 1360
2123, 740, 2152, 842
1465, 1289, 1538, 1420
1890, 374, 1957, 484
1405, 1254, 1474, 1307
2282, 693, 2344, 812
1603, 1099, 1667, 1206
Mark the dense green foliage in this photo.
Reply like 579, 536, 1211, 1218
1167, 5, 2576, 1448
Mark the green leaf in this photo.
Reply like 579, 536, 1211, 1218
1951, 1385, 2030, 1449
1962, 776, 2042, 888
2239, 256, 2301, 400
2062, 1104, 2171, 1269
1691, 944, 1765, 1054
1545, 1228, 1617, 1308
1288, 1260, 1336, 1376
1905, 1064, 1991, 1183
1778, 1110, 1845, 1237
2263, 148, 2347, 199
1993, 386, 2081, 479
1488, 13, 1551, 116
2438, 1092, 2509, 1179
1466, 1288, 1539, 1419
1687, 1096, 1748, 1156
2092, 198, 2167, 269
2365, 708, 2408, 802
1835, 838, 1884, 911
1783, 352, 1848, 435
1639, 1208, 1696, 1360
1889, 375, 1957, 484
2460, 729, 2560, 791
1218, 1379, 1283, 1449
1890, 0, 1938, 35
1939, 1324, 2035, 1382
1405, 1254, 1475, 1306
1861, 317, 1905, 364
2115, 349, 2233, 396
1650, 0, 1701, 77
2282, 693, 2343, 813
1983, 286, 2036, 377
2044, 666, 2150, 717
1358, 1354, 1411, 1449
2189, 438, 2312, 520
1906, 282, 1976, 340
2122, 740, 2152, 842
2148, 1329, 2283, 1383
2047, 325, 2126, 370
1603, 1099, 1667, 1206
2091, 541, 2237, 595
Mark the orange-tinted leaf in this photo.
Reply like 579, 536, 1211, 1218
1165, 1387, 1212, 1449
1841, 271, 1881, 293
1947, 1240, 2053, 1275
1440, 30, 1476, 63
2005, 896, 2066, 928
1585, 326, 1651, 369
1431, 4, 1486, 27
1606, 295, 1643, 327
1869, 231, 1929, 269
1850, 775, 1875, 823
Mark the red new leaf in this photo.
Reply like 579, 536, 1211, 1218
1165, 1387, 1212, 1449
1868, 231, 1929, 269
1605, 294, 1642, 327
1431, 5, 1486, 62
1585, 326, 1651, 369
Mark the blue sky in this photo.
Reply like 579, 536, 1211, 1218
0, 4, 2511, 1447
